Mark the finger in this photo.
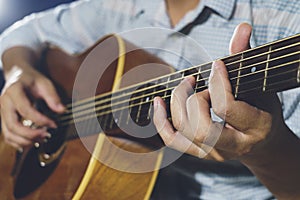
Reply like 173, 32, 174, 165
34, 77, 65, 113
1, 95, 50, 140
229, 23, 252, 54
2, 121, 33, 148
153, 97, 207, 158
212, 124, 255, 157
5, 85, 57, 128
209, 60, 272, 133
170, 76, 195, 133
153, 97, 171, 134
186, 90, 211, 143
203, 148, 225, 162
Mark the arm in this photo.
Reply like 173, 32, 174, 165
0, 0, 103, 150
153, 23, 300, 199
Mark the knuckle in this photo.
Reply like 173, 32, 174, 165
213, 103, 232, 119
3, 135, 11, 144
173, 118, 184, 132
260, 112, 272, 134
18, 106, 31, 117
194, 131, 205, 144
39, 77, 54, 89
164, 138, 175, 148
6, 123, 16, 133
162, 133, 175, 148
186, 93, 197, 105
236, 145, 252, 157
20, 140, 32, 147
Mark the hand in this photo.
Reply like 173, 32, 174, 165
153, 23, 284, 161
1, 63, 65, 151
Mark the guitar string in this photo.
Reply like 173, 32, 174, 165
63, 48, 300, 116
122, 71, 298, 123
58, 61, 300, 125
63, 41, 300, 112
58, 58, 300, 123
60, 75, 299, 127
59, 59, 300, 124
57, 51, 300, 121
62, 66, 296, 124
62, 50, 300, 124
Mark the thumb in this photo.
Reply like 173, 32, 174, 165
229, 23, 252, 54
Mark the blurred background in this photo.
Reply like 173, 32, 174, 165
0, 0, 76, 88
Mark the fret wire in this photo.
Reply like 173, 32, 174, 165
62, 38, 300, 112
230, 59, 300, 81
236, 77, 298, 96
235, 68, 298, 88
56, 36, 298, 122
263, 46, 272, 91
64, 47, 300, 119
229, 50, 300, 77
234, 52, 243, 98
62, 76, 299, 127
60, 60, 300, 126
58, 58, 300, 123
62, 50, 295, 122
61, 49, 300, 120
62, 45, 300, 117
136, 91, 143, 123
224, 42, 300, 73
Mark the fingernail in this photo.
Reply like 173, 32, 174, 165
50, 122, 57, 129
44, 132, 52, 139
210, 60, 222, 78
214, 60, 223, 66
186, 76, 195, 84
56, 104, 65, 111
17, 147, 24, 153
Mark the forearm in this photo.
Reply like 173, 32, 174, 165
241, 125, 300, 200
1, 46, 38, 83
2, 46, 38, 73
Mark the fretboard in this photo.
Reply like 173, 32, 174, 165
59, 33, 300, 139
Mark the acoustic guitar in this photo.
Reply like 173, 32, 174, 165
0, 33, 299, 200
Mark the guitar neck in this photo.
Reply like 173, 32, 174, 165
59, 33, 300, 141
185, 33, 300, 99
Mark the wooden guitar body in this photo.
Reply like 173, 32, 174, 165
0, 35, 173, 200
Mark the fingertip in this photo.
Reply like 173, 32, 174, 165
184, 76, 196, 85
55, 103, 66, 113
211, 60, 226, 77
213, 60, 224, 69
230, 23, 252, 54
48, 101, 65, 113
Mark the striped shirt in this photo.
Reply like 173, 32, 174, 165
0, 0, 299, 199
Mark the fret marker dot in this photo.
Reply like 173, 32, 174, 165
251, 67, 256, 73
146, 97, 150, 102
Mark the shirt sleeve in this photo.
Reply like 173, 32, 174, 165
0, 0, 105, 66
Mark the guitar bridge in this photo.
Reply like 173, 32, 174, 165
38, 143, 66, 167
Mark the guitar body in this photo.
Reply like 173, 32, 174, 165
0, 35, 173, 199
